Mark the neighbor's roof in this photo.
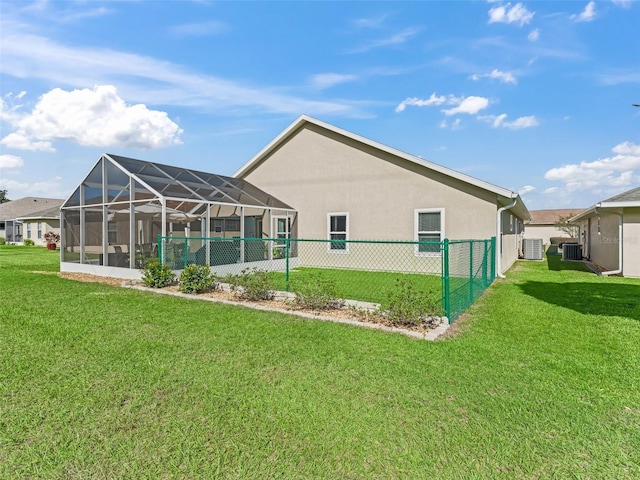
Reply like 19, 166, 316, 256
0, 197, 64, 221
233, 115, 530, 221
570, 186, 640, 222
527, 209, 583, 225
16, 204, 62, 221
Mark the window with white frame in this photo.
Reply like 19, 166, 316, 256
108, 221, 118, 244
26, 223, 31, 239
37, 222, 42, 239
328, 213, 348, 252
415, 209, 443, 255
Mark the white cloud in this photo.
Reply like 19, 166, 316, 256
543, 187, 559, 194
544, 141, 640, 191
488, 2, 535, 26
170, 21, 228, 37
344, 27, 421, 53
0, 28, 365, 117
471, 69, 517, 84
0, 154, 24, 168
571, 1, 597, 22
0, 85, 183, 151
519, 185, 536, 195
479, 113, 539, 129
395, 93, 447, 112
611, 0, 632, 7
311, 73, 358, 90
442, 96, 490, 116
528, 28, 540, 41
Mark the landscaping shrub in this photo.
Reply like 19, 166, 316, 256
226, 268, 275, 301
141, 258, 176, 288
0, 237, 5, 245
179, 264, 217, 294
383, 278, 443, 325
23, 239, 35, 246
291, 274, 345, 310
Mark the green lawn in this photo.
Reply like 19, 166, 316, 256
270, 266, 442, 305
1, 246, 639, 478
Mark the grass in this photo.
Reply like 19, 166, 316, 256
1, 246, 640, 478
269, 266, 442, 304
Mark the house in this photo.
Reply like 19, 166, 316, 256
234, 115, 530, 276
524, 209, 582, 246
59, 154, 296, 279
0, 197, 63, 244
570, 186, 640, 278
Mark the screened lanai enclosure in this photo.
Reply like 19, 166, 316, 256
60, 154, 297, 279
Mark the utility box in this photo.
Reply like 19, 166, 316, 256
523, 238, 543, 260
562, 243, 582, 261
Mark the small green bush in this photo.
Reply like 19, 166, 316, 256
291, 274, 345, 310
226, 268, 275, 301
23, 239, 35, 246
141, 258, 176, 288
0, 237, 5, 245
179, 264, 217, 294
383, 278, 443, 325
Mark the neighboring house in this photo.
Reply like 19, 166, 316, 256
570, 186, 640, 278
524, 209, 582, 245
16, 205, 63, 247
234, 115, 530, 276
0, 197, 63, 244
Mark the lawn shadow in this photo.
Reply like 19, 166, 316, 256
518, 280, 640, 321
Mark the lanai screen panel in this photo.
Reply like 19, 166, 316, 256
60, 154, 295, 270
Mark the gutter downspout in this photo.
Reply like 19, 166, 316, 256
496, 197, 518, 279
595, 205, 623, 276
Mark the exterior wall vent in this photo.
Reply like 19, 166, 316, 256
562, 243, 582, 261
523, 238, 543, 260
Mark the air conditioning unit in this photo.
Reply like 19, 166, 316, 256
523, 238, 543, 260
562, 243, 582, 261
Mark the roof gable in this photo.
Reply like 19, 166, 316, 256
234, 115, 530, 220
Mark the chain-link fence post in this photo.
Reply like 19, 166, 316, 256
442, 238, 450, 320
490, 236, 496, 280
285, 237, 290, 291
482, 239, 489, 287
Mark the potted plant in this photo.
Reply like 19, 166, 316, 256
44, 231, 60, 250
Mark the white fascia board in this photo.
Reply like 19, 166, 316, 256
569, 200, 640, 222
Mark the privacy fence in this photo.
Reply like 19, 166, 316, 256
159, 236, 496, 322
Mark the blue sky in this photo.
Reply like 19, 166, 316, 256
1, 0, 638, 211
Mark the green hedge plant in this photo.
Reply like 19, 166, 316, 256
141, 258, 176, 288
383, 278, 443, 326
291, 274, 345, 310
23, 239, 35, 246
179, 264, 218, 294
225, 268, 275, 301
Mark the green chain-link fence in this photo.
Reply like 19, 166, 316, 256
159, 236, 495, 322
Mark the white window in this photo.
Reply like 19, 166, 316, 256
108, 221, 118, 244
328, 213, 348, 252
26, 223, 31, 239
37, 222, 42, 239
415, 209, 444, 255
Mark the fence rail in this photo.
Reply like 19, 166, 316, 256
158, 235, 495, 322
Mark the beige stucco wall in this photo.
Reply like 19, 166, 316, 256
524, 224, 571, 245
578, 210, 640, 277
241, 123, 517, 273
23, 219, 60, 247
622, 208, 640, 278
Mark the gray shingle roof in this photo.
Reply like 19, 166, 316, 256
604, 186, 640, 203
0, 197, 64, 221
